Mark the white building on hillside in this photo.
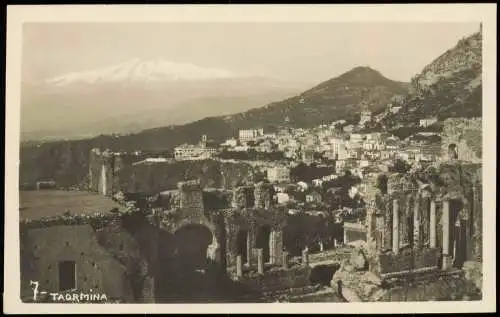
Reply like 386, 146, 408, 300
239, 129, 264, 142
221, 138, 238, 147
267, 166, 291, 183
359, 110, 372, 126
174, 135, 218, 161
419, 117, 438, 127
174, 144, 217, 161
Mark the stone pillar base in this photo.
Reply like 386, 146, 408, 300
142, 276, 156, 303
236, 255, 243, 278
257, 249, 264, 274
282, 251, 289, 269
442, 255, 454, 271
302, 249, 309, 266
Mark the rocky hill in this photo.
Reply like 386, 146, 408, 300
20, 67, 408, 187
380, 30, 482, 128
225, 66, 409, 130
116, 159, 259, 194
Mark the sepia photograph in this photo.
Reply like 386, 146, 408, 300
4, 4, 497, 314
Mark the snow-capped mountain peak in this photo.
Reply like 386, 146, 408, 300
44, 58, 241, 86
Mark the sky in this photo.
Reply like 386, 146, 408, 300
22, 22, 480, 85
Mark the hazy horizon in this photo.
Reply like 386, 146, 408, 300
19, 21, 481, 141
22, 22, 480, 85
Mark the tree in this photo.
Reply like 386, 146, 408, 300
324, 189, 342, 209
376, 174, 389, 194
389, 159, 411, 174
253, 171, 267, 183
290, 162, 308, 182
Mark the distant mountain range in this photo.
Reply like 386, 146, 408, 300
45, 58, 240, 85
21, 58, 307, 141
19, 29, 482, 188
19, 65, 409, 187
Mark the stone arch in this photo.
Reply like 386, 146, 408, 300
173, 224, 213, 269
445, 195, 468, 268
155, 213, 231, 302
454, 202, 467, 267
169, 215, 221, 264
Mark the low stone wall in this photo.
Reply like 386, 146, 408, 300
237, 265, 312, 294
379, 270, 482, 301
377, 248, 440, 277
333, 262, 481, 302
309, 248, 354, 266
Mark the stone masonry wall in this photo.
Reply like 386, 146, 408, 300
237, 266, 312, 294
441, 117, 482, 163
20, 224, 136, 302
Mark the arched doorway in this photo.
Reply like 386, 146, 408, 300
448, 144, 458, 160
449, 199, 466, 268
173, 224, 213, 269
256, 225, 271, 263
236, 229, 248, 264
160, 224, 214, 301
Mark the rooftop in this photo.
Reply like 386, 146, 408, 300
19, 190, 122, 222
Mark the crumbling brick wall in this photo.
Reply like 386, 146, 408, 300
177, 180, 204, 211
254, 182, 275, 209
441, 118, 482, 163
20, 222, 137, 302
237, 265, 312, 294
232, 185, 256, 209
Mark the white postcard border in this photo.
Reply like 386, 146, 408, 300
4, 4, 497, 314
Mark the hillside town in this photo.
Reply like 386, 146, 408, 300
20, 103, 483, 303
168, 107, 445, 216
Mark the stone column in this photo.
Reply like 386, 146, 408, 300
383, 207, 393, 251
400, 194, 411, 246
442, 200, 452, 270
257, 248, 264, 274
366, 204, 375, 242
274, 230, 284, 266
101, 164, 107, 196
236, 255, 243, 278
282, 251, 289, 269
413, 194, 421, 248
246, 230, 253, 267
302, 248, 309, 266
429, 200, 437, 248
269, 230, 276, 264
462, 203, 472, 262
375, 214, 385, 251
343, 227, 348, 246
392, 199, 400, 254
